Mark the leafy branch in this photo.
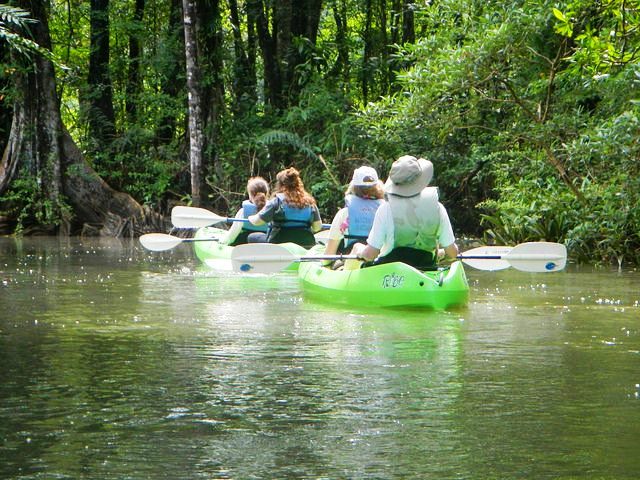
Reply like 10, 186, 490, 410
0, 4, 55, 61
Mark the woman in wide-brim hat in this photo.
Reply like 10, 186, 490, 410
351, 155, 459, 270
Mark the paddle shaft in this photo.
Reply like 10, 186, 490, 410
177, 237, 223, 243
223, 217, 332, 229
458, 254, 564, 260
456, 253, 564, 260
230, 240, 567, 273
297, 254, 359, 262
173, 208, 331, 229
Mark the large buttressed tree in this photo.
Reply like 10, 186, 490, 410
0, 0, 154, 236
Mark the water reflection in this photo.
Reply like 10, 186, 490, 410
1, 238, 639, 478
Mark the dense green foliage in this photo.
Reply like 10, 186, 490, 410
1, 0, 639, 264
354, 0, 640, 266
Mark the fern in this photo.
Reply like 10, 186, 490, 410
0, 4, 35, 28
258, 130, 318, 161
0, 4, 55, 61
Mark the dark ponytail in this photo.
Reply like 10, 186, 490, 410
247, 176, 269, 209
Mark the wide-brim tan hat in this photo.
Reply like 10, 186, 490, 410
384, 155, 433, 197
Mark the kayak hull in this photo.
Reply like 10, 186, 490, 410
193, 227, 233, 269
297, 260, 469, 309
192, 227, 308, 271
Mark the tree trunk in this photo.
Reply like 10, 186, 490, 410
248, 0, 282, 108
283, 0, 323, 101
182, 0, 205, 206
329, 0, 350, 86
0, 41, 11, 148
248, 0, 323, 108
155, 0, 183, 144
229, 0, 257, 114
362, 0, 373, 104
402, 0, 415, 44
377, 0, 391, 92
86, 0, 116, 147
126, 0, 145, 122
0, 0, 156, 236
198, 0, 223, 209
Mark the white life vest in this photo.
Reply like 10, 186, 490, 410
387, 187, 441, 251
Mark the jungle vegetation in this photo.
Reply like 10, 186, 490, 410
1, 0, 639, 266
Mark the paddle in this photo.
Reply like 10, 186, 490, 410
459, 242, 567, 272
231, 243, 358, 273
231, 241, 567, 274
139, 232, 224, 252
139, 230, 332, 252
457, 245, 512, 271
171, 205, 331, 229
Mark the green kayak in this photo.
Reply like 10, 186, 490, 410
192, 227, 233, 269
192, 227, 309, 271
297, 260, 469, 309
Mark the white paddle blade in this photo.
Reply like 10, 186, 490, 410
459, 246, 512, 271
504, 242, 567, 272
139, 233, 183, 251
231, 244, 299, 273
171, 206, 225, 228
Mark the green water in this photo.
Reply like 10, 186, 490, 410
1, 237, 639, 479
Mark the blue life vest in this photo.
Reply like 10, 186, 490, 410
345, 194, 383, 247
272, 193, 313, 229
241, 200, 268, 232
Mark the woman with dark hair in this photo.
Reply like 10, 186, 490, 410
221, 176, 270, 246
247, 167, 323, 248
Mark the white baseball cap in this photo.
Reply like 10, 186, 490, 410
351, 166, 379, 186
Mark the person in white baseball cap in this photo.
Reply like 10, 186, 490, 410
351, 166, 379, 187
351, 155, 459, 270
322, 165, 384, 262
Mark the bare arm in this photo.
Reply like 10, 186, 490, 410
351, 242, 380, 262
310, 220, 323, 233
323, 238, 340, 256
221, 210, 244, 244
247, 214, 266, 226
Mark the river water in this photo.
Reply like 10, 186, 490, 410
0, 236, 639, 479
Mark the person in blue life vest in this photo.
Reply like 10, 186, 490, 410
351, 155, 459, 270
220, 176, 270, 246
323, 166, 384, 261
247, 167, 323, 248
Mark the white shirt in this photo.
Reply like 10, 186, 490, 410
366, 202, 456, 256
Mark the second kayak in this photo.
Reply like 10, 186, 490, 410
193, 227, 309, 272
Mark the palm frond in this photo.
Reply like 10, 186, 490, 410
0, 4, 56, 62
0, 4, 36, 29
